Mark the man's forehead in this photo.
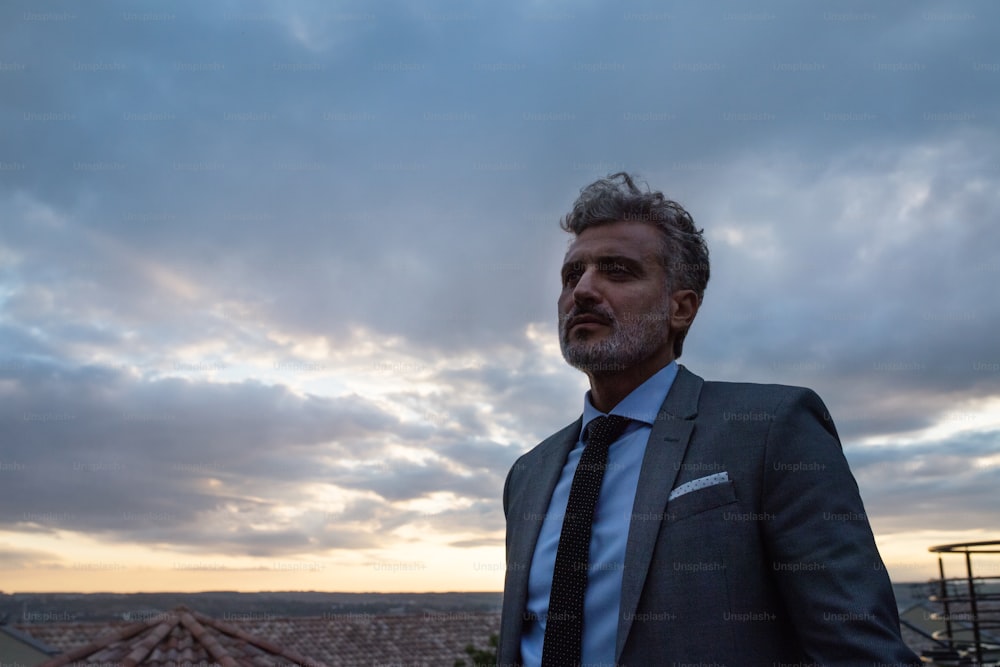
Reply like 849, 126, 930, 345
562, 223, 662, 264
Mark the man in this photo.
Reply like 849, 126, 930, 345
498, 173, 919, 666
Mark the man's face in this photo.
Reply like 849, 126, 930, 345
558, 221, 675, 374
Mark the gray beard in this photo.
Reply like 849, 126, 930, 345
559, 302, 671, 374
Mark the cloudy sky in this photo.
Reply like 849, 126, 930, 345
2, 0, 999, 593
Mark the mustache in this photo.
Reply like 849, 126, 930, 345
560, 305, 617, 326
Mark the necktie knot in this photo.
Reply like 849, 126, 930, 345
584, 414, 630, 450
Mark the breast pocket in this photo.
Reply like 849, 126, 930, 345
667, 480, 738, 522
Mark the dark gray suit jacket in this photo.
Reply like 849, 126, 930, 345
499, 365, 919, 666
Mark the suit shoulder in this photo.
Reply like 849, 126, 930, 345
509, 419, 580, 468
698, 378, 836, 438
701, 378, 824, 405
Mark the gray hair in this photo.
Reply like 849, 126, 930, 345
561, 172, 710, 357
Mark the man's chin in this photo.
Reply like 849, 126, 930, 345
565, 357, 629, 374
561, 344, 627, 374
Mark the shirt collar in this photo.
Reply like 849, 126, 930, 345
581, 360, 679, 431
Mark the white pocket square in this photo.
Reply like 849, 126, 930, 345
668, 471, 730, 501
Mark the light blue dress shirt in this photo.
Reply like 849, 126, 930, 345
520, 361, 679, 667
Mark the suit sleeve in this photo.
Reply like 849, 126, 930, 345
503, 458, 514, 520
760, 388, 920, 665
498, 457, 524, 667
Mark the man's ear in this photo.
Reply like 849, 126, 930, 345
670, 289, 700, 331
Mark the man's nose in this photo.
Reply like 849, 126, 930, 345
572, 266, 601, 305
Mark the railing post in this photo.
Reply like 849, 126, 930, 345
964, 548, 982, 665
938, 554, 953, 649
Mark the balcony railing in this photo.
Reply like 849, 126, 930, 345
921, 540, 1000, 666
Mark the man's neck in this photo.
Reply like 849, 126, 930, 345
586, 356, 675, 413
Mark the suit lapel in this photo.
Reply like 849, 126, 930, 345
616, 365, 703, 660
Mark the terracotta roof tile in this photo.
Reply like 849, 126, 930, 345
27, 607, 330, 667
19, 607, 501, 667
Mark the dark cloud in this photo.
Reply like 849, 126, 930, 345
847, 432, 1000, 533
680, 134, 1000, 440
0, 358, 408, 551
328, 460, 499, 503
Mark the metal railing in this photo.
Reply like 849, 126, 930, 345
924, 540, 1000, 666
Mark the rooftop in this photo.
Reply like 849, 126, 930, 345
17, 607, 501, 667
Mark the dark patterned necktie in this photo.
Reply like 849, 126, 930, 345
541, 415, 631, 667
